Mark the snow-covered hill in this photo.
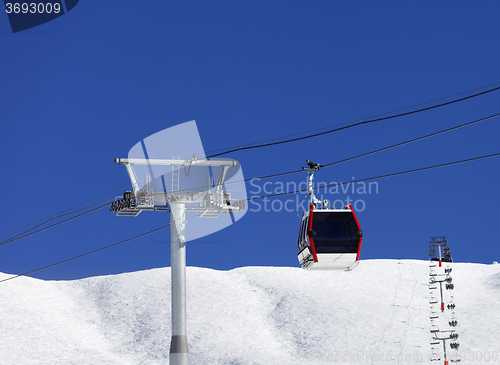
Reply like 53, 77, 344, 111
0, 260, 499, 364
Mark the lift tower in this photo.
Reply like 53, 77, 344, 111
428, 237, 460, 364
112, 156, 245, 365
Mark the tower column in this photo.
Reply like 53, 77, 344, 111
169, 203, 188, 365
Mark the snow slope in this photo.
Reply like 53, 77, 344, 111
0, 260, 499, 364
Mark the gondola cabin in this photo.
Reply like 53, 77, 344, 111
297, 204, 363, 270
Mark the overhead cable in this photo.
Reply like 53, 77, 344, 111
3, 151, 499, 283
247, 151, 500, 201
0, 224, 171, 283
3, 85, 499, 243
207, 85, 500, 158
203, 82, 500, 156
0, 201, 111, 247
2, 113, 499, 247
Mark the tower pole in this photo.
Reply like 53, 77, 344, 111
115, 156, 245, 364
443, 339, 448, 365
169, 203, 189, 365
438, 245, 445, 311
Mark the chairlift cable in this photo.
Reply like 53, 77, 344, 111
158, 112, 500, 192
203, 82, 500, 156
319, 113, 500, 168
5, 83, 498, 238
0, 214, 199, 283
3, 86, 499, 281
0, 198, 115, 239
52, 185, 128, 216
246, 151, 500, 201
0, 223, 172, 283
2, 113, 498, 246
3, 83, 498, 239
206, 85, 500, 158
6, 150, 497, 283
0, 191, 123, 237
2, 151, 499, 282
0, 216, 60, 237
0, 202, 111, 247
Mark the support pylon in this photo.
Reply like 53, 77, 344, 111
170, 203, 188, 365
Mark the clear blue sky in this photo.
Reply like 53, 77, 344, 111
1, 1, 500, 280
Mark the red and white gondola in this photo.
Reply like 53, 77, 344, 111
297, 160, 363, 271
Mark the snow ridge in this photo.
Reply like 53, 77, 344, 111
0, 260, 499, 364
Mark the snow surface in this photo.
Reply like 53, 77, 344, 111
0, 260, 499, 364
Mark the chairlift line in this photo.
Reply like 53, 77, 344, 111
4, 81, 499, 240
246, 151, 500, 202
2, 83, 500, 282
320, 113, 500, 169
2, 149, 500, 248
0, 198, 117, 237
207, 86, 500, 158
202, 82, 500, 157
3, 109, 498, 242
0, 184, 128, 237
115, 112, 500, 198
100, 112, 500, 200
0, 223, 173, 284
3, 150, 500, 282
0, 201, 112, 247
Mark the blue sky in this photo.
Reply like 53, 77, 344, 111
1, 1, 500, 280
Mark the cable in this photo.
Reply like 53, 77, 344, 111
2, 151, 498, 284
3, 112, 498, 247
3, 85, 497, 281
0, 214, 199, 283
158, 112, 500, 193
4, 84, 498, 240
0, 201, 111, 247
0, 224, 171, 283
0, 199, 115, 242
320, 113, 500, 168
0, 187, 127, 237
0, 217, 58, 237
54, 184, 130, 215
202, 82, 500, 156
79, 112, 500, 202
246, 151, 500, 201
206, 85, 500, 158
